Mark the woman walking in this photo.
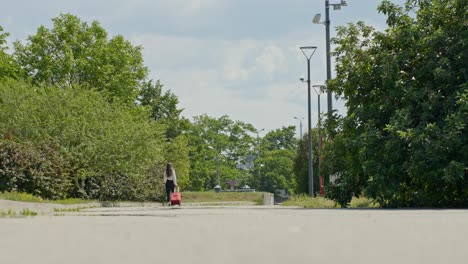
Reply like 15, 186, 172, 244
164, 163, 178, 204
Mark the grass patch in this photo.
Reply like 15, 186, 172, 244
54, 207, 81, 212
1, 208, 16, 217
47, 198, 95, 205
282, 195, 339, 208
1, 208, 37, 217
350, 197, 379, 208
0, 191, 43, 203
20, 208, 38, 216
282, 195, 381, 208
0, 191, 95, 205
53, 205, 97, 212
182, 191, 263, 205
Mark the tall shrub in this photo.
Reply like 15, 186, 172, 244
0, 79, 166, 200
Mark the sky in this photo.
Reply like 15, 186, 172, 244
2, 0, 407, 136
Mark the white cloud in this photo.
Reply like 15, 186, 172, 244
158, 0, 227, 17
131, 27, 335, 132
2, 0, 397, 135
253, 45, 287, 80
222, 39, 257, 81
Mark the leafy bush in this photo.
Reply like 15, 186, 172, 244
97, 171, 165, 202
325, 181, 354, 208
0, 79, 166, 201
0, 141, 71, 199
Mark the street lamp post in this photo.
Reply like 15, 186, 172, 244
256, 129, 265, 144
313, 0, 348, 114
208, 146, 221, 191
256, 128, 265, 158
215, 152, 220, 187
293, 117, 303, 139
312, 85, 325, 146
325, 0, 332, 114
300, 46, 317, 197
313, 84, 325, 196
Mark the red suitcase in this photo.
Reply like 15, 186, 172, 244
170, 188, 181, 206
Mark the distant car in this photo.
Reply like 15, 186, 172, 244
239, 185, 255, 192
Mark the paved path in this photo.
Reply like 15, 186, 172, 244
1, 206, 467, 264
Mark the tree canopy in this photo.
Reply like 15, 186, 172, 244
0, 26, 22, 80
185, 115, 257, 191
2, 14, 293, 199
252, 127, 298, 194
323, 0, 467, 207
13, 14, 148, 104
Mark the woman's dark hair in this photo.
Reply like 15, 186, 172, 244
166, 163, 173, 177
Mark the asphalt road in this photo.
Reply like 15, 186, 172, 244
1, 206, 467, 264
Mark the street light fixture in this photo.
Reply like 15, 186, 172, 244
293, 116, 304, 139
312, 14, 322, 24
313, 0, 348, 115
312, 85, 325, 129
256, 128, 265, 142
299, 45, 317, 197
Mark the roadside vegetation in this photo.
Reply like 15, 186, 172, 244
48, 198, 96, 205
53, 206, 93, 212
0, 208, 38, 217
1, 0, 465, 208
282, 195, 338, 208
319, 0, 467, 208
0, 191, 96, 205
0, 191, 43, 203
283, 195, 379, 209
182, 192, 263, 205
0, 190, 264, 206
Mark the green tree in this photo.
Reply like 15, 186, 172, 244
0, 26, 22, 79
186, 115, 256, 191
262, 126, 297, 151
252, 127, 298, 194
163, 135, 190, 189
13, 14, 148, 103
323, 0, 467, 207
254, 150, 296, 194
139, 80, 181, 121
293, 128, 320, 195
138, 79, 190, 139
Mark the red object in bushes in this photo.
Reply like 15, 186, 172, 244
320, 176, 325, 197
